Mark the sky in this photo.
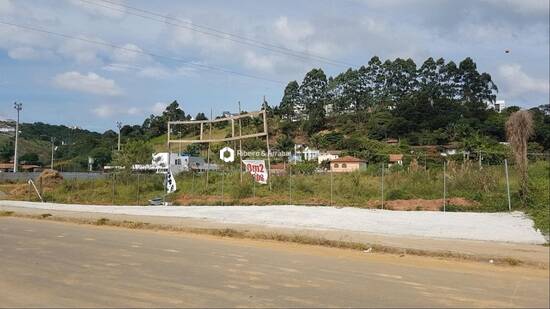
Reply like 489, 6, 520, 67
0, 0, 548, 132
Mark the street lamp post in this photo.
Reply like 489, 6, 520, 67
116, 121, 122, 151
50, 137, 55, 170
13, 102, 22, 173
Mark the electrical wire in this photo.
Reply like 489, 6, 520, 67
77, 0, 355, 68
0, 20, 286, 85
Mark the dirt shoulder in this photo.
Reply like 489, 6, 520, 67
1, 204, 548, 269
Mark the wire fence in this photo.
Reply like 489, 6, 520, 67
3, 154, 549, 212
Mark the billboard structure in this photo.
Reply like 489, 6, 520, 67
167, 108, 271, 188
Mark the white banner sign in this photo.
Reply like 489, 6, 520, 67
242, 159, 268, 184
165, 170, 177, 193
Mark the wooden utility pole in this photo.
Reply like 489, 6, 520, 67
263, 96, 272, 190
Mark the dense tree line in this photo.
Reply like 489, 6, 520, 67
273, 56, 550, 152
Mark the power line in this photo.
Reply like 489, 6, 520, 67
77, 0, 355, 68
0, 20, 285, 85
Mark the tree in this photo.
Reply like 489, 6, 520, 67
89, 147, 112, 169
112, 140, 153, 171
0, 140, 14, 161
19, 152, 40, 165
506, 110, 534, 204
142, 100, 188, 137
279, 81, 300, 120
300, 68, 328, 134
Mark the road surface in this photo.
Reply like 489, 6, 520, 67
0, 217, 548, 308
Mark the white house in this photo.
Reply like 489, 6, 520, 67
303, 147, 320, 162
487, 100, 506, 113
132, 153, 217, 175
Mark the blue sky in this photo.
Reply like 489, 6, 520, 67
0, 0, 548, 132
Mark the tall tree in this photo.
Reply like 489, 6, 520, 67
299, 68, 328, 133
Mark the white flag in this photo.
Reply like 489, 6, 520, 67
242, 160, 268, 184
165, 170, 177, 193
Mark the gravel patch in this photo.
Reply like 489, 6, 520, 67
1, 201, 546, 244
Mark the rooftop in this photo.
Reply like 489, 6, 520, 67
331, 156, 366, 163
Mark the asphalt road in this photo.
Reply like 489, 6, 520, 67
0, 218, 548, 308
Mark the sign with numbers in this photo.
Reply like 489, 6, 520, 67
242, 160, 268, 184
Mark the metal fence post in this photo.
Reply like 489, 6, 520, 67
330, 168, 333, 206
443, 161, 446, 212
504, 159, 511, 212
381, 163, 384, 210
27, 180, 31, 201
111, 173, 115, 205
191, 171, 195, 194
221, 170, 225, 206
136, 173, 140, 206
289, 164, 292, 205
253, 174, 256, 199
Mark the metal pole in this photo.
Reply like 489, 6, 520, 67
111, 173, 115, 205
444, 164, 447, 210
50, 137, 55, 170
221, 170, 224, 206
504, 159, 511, 212
136, 173, 140, 206
238, 101, 243, 183
13, 102, 22, 173
289, 163, 292, 205
116, 121, 122, 151
330, 168, 333, 206
381, 163, 385, 209
206, 108, 212, 190
478, 149, 482, 170
192, 171, 195, 194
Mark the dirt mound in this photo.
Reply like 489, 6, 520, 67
36, 169, 63, 187
367, 198, 479, 211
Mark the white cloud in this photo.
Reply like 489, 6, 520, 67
151, 102, 167, 114
244, 51, 275, 72
0, 0, 14, 15
67, 0, 126, 19
53, 71, 123, 96
498, 64, 549, 97
92, 105, 116, 118
273, 16, 314, 43
137, 66, 171, 79
111, 43, 151, 64
58, 35, 109, 64
7, 46, 53, 60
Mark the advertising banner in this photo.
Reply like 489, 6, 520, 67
242, 159, 268, 184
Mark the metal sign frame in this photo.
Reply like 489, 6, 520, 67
167, 110, 268, 144
167, 109, 271, 188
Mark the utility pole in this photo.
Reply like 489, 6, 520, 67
50, 137, 55, 170
238, 101, 243, 183
116, 121, 122, 151
13, 102, 22, 173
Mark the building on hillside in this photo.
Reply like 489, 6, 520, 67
132, 152, 218, 175
0, 163, 14, 172
317, 151, 341, 164
330, 156, 366, 173
302, 147, 320, 162
21, 164, 42, 172
388, 154, 404, 167
487, 100, 506, 113
386, 138, 399, 146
